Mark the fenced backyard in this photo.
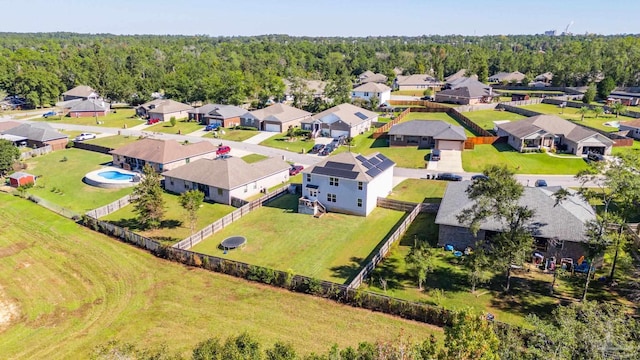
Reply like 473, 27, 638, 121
85, 194, 135, 218
19, 145, 52, 159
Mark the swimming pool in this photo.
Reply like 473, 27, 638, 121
98, 170, 135, 181
84, 166, 140, 188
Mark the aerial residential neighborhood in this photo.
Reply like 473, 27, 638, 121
1, 2, 640, 358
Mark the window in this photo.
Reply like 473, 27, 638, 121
184, 182, 190, 190
217, 188, 223, 196
329, 177, 339, 186
358, 182, 363, 190
327, 193, 336, 202
309, 189, 318, 197
244, 185, 248, 193
186, 158, 190, 164
306, 174, 311, 182
555, 240, 564, 249
357, 198, 362, 207
169, 179, 174, 186
364, 92, 370, 96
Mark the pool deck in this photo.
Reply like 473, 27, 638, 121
84, 166, 141, 189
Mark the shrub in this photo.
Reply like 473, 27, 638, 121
169, 116, 177, 127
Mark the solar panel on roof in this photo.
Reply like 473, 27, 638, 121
376, 153, 390, 161
368, 157, 382, 165
378, 158, 395, 171
355, 155, 367, 162
354, 112, 369, 120
361, 161, 373, 169
312, 167, 359, 179
365, 168, 382, 177
324, 161, 355, 170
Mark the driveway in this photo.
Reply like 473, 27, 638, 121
426, 150, 463, 172
243, 131, 278, 144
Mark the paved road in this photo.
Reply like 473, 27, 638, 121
3, 119, 593, 187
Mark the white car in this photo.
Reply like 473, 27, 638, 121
74, 133, 97, 141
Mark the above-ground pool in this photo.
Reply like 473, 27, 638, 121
84, 166, 140, 188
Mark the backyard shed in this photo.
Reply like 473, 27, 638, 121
9, 172, 35, 187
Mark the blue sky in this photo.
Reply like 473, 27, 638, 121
0, 0, 637, 36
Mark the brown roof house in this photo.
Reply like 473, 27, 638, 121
393, 74, 443, 91
188, 104, 248, 128
110, 138, 218, 172
488, 71, 526, 83
436, 181, 597, 262
62, 85, 100, 101
136, 99, 193, 122
1, 123, 68, 150
435, 78, 494, 105
163, 156, 290, 205
388, 120, 467, 150
301, 103, 377, 138
619, 119, 640, 140
496, 115, 614, 155
241, 103, 311, 132
357, 70, 388, 84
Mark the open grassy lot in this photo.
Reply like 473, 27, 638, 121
462, 143, 589, 174
23, 148, 133, 214
260, 133, 315, 154
0, 194, 439, 359
518, 103, 637, 132
203, 128, 260, 142
191, 194, 406, 283
84, 134, 141, 149
462, 110, 526, 131
144, 119, 204, 135
242, 153, 269, 163
32, 109, 145, 129
402, 112, 476, 136
387, 179, 447, 203
101, 192, 236, 244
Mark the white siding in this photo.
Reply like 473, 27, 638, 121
229, 170, 290, 200
351, 89, 391, 104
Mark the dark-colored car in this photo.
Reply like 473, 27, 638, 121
587, 152, 604, 162
310, 144, 325, 154
430, 149, 441, 161
320, 144, 335, 156
437, 173, 463, 181
216, 145, 231, 156
205, 124, 221, 131
471, 174, 489, 181
289, 165, 304, 176
534, 179, 548, 187
42, 111, 57, 118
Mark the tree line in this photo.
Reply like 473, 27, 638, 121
1, 33, 639, 109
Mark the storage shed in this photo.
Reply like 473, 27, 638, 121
9, 172, 35, 187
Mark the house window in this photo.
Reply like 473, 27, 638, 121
364, 92, 370, 96
306, 174, 311, 182
186, 158, 190, 164
244, 185, 248, 193
217, 188, 223, 196
352, 92, 356, 96
358, 182, 363, 190
555, 240, 564, 249
357, 198, 362, 207
184, 182, 190, 190
254, 182, 257, 189
309, 189, 318, 197
329, 177, 339, 186
327, 193, 336, 202
170, 179, 174, 186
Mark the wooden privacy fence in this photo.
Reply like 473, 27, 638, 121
446, 108, 493, 137
20, 145, 52, 159
86, 194, 134, 218
73, 141, 113, 154
348, 204, 421, 289
173, 185, 290, 250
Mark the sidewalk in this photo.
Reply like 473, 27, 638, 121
243, 131, 277, 144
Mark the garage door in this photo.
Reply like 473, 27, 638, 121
437, 140, 462, 150
208, 119, 222, 126
265, 123, 281, 132
331, 130, 350, 138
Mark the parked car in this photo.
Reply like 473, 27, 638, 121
310, 143, 325, 154
74, 132, 97, 141
320, 144, 335, 156
146, 118, 161, 125
471, 174, 489, 181
205, 124, 221, 131
437, 173, 463, 181
534, 179, 548, 187
216, 145, 231, 156
289, 165, 304, 176
42, 111, 57, 118
430, 149, 441, 161
587, 152, 605, 162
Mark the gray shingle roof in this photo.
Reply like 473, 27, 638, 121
310, 103, 378, 126
396, 74, 443, 86
62, 85, 97, 98
69, 99, 109, 112
437, 82, 492, 99
435, 181, 596, 243
2, 123, 67, 142
162, 156, 290, 190
497, 115, 614, 144
139, 99, 193, 114
352, 82, 391, 93
188, 104, 248, 118
388, 120, 467, 140
248, 103, 311, 124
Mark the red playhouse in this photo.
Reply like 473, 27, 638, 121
9, 172, 36, 188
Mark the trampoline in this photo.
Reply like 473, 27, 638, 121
221, 236, 247, 251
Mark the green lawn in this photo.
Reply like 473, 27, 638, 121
462, 143, 589, 174
144, 119, 204, 135
518, 103, 637, 133
332, 131, 430, 168
392, 90, 425, 96
462, 110, 526, 131
0, 193, 438, 359
402, 112, 476, 136
101, 192, 236, 244
260, 133, 315, 154
203, 128, 260, 142
494, 90, 564, 95
191, 194, 406, 283
242, 153, 269, 163
24, 148, 133, 214
612, 139, 640, 156
32, 109, 145, 129
84, 135, 141, 149
387, 179, 447, 203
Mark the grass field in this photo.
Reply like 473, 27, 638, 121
518, 103, 637, 132
101, 192, 236, 244
462, 110, 526, 131
332, 131, 430, 168
462, 143, 589, 174
32, 109, 145, 129
84, 135, 141, 149
241, 153, 269, 163
24, 148, 133, 214
0, 193, 439, 359
612, 139, 640, 156
391, 90, 424, 96
144, 119, 204, 135
387, 179, 447, 203
260, 133, 315, 154
191, 194, 406, 283
203, 128, 260, 142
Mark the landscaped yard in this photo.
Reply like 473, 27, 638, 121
462, 109, 526, 131
462, 143, 589, 174
387, 179, 447, 203
144, 119, 204, 135
32, 109, 145, 129
23, 148, 134, 214
0, 193, 439, 359
191, 194, 406, 283
101, 192, 236, 244
84, 134, 141, 149
203, 128, 260, 142
518, 103, 637, 132
260, 133, 315, 154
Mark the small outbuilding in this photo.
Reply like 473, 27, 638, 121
9, 172, 36, 187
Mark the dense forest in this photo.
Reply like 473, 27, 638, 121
0, 32, 639, 108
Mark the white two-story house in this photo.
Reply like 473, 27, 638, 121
351, 82, 391, 105
299, 152, 395, 217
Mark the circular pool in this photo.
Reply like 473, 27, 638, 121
84, 166, 140, 188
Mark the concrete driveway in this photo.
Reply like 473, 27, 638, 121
426, 150, 463, 172
243, 131, 277, 144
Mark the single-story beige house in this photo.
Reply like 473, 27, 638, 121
62, 85, 100, 101
301, 103, 377, 138
388, 120, 467, 150
137, 99, 193, 122
241, 103, 312, 132
110, 138, 218, 172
